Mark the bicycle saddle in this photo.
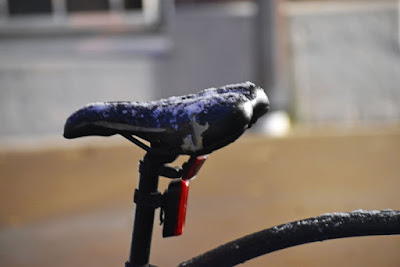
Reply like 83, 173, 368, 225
63, 81, 269, 155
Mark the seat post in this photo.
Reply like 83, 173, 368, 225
126, 152, 176, 267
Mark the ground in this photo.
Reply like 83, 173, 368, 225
1, 126, 400, 266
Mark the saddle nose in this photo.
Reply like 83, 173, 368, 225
249, 88, 269, 126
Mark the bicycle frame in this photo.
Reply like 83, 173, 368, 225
125, 152, 174, 267
125, 150, 207, 267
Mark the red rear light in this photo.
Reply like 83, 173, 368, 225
163, 155, 208, 237
175, 179, 190, 236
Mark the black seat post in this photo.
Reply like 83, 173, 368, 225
126, 152, 176, 267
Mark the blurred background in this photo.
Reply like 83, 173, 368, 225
0, 0, 399, 266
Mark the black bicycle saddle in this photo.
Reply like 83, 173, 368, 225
63, 81, 269, 155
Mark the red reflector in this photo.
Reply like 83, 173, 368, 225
183, 154, 208, 180
170, 155, 208, 237
175, 179, 190, 236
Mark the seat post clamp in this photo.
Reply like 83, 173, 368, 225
134, 189, 163, 208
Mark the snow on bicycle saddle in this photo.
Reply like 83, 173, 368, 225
63, 81, 269, 155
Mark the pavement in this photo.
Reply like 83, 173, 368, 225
1, 129, 400, 266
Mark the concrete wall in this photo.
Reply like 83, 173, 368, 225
0, 3, 259, 140
0, 1, 399, 140
0, 35, 163, 138
153, 3, 257, 98
289, 1, 400, 124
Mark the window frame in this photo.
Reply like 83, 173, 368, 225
0, 0, 161, 36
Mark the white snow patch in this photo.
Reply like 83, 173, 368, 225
181, 118, 209, 152
186, 102, 204, 114
321, 212, 351, 217
350, 209, 380, 215
241, 101, 253, 120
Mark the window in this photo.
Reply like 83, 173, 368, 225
8, 0, 52, 16
66, 0, 110, 13
125, 0, 142, 10
0, 0, 160, 35
1, 0, 144, 16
